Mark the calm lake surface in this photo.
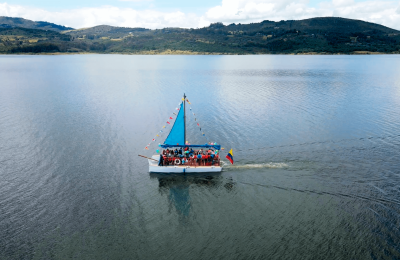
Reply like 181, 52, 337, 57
1, 54, 400, 259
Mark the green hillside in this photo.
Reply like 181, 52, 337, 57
1, 17, 399, 54
0, 16, 74, 32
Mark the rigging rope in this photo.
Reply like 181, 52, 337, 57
144, 99, 182, 151
186, 98, 209, 144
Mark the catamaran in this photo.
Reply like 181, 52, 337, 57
143, 94, 223, 173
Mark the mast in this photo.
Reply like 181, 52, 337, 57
183, 93, 186, 145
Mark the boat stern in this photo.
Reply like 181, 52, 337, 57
149, 155, 160, 166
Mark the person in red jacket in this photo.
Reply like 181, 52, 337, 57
201, 153, 206, 166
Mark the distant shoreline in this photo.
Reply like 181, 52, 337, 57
2, 17, 400, 57
1, 50, 396, 55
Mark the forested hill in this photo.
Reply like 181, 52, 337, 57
0, 16, 74, 32
1, 16, 400, 54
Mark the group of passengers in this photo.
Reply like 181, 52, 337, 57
159, 147, 219, 166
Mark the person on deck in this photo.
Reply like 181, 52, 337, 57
159, 155, 164, 166
197, 153, 202, 165
163, 155, 168, 165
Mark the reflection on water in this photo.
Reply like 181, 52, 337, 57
151, 173, 235, 218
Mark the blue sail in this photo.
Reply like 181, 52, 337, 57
164, 102, 184, 145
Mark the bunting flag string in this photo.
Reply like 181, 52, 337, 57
187, 101, 211, 144
144, 98, 183, 151
144, 97, 218, 152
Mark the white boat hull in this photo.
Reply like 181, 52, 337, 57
148, 155, 222, 173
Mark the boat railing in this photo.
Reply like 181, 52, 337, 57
160, 155, 220, 167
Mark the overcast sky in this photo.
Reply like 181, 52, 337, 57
1, 0, 400, 30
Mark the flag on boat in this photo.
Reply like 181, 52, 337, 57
226, 149, 234, 164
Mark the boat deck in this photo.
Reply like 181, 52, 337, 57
159, 155, 221, 167
149, 154, 222, 173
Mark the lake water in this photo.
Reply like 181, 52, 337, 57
1, 54, 400, 259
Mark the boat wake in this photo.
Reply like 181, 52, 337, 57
225, 162, 289, 169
